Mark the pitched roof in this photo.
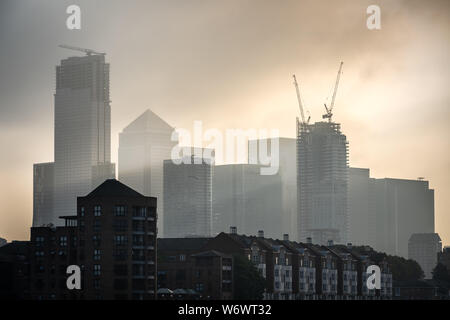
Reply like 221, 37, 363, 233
157, 238, 211, 251
122, 109, 174, 133
191, 250, 231, 258
83, 179, 145, 198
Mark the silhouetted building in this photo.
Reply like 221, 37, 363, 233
157, 238, 233, 300
212, 164, 283, 239
248, 137, 297, 240
33, 162, 54, 227
348, 168, 376, 247
348, 168, 435, 258
30, 222, 78, 300
0, 241, 30, 299
33, 53, 115, 226
297, 121, 349, 245
164, 150, 213, 238
408, 233, 442, 279
0, 237, 6, 247
438, 246, 450, 271
373, 178, 435, 258
29, 179, 157, 300
119, 109, 177, 237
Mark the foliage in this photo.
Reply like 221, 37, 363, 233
233, 254, 266, 300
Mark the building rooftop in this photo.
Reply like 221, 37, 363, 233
157, 238, 211, 252
81, 179, 145, 198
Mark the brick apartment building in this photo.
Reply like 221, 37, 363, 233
157, 238, 233, 299
29, 179, 157, 300
0, 241, 30, 299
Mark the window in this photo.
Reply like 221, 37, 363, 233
93, 219, 101, 232
94, 205, 102, 217
35, 236, 45, 246
132, 234, 144, 246
195, 283, 204, 293
114, 220, 128, 232
133, 206, 147, 217
114, 235, 128, 246
94, 279, 100, 289
179, 254, 186, 262
93, 235, 101, 246
94, 249, 101, 261
114, 205, 127, 216
94, 264, 101, 276
80, 206, 85, 217
59, 236, 68, 247
114, 249, 128, 261
35, 251, 44, 257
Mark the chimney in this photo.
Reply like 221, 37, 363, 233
327, 240, 334, 247
306, 237, 312, 244
257, 230, 264, 238
347, 242, 353, 250
229, 226, 237, 234
283, 234, 289, 241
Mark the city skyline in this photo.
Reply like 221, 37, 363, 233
0, 0, 449, 246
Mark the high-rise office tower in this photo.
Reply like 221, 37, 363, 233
408, 233, 442, 279
348, 167, 377, 247
118, 109, 177, 236
373, 178, 435, 257
297, 120, 349, 245
248, 137, 297, 240
163, 150, 213, 238
33, 162, 55, 227
33, 52, 115, 226
348, 167, 435, 258
212, 164, 283, 239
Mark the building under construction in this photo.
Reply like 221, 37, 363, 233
296, 120, 349, 245
294, 62, 349, 245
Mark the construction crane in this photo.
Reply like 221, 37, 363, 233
58, 44, 105, 56
323, 61, 344, 122
293, 74, 310, 124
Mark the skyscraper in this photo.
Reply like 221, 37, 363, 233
373, 178, 435, 257
297, 120, 349, 245
212, 164, 283, 239
33, 162, 54, 227
33, 52, 115, 226
248, 137, 297, 240
408, 233, 442, 279
163, 150, 213, 238
348, 167, 435, 257
118, 109, 177, 236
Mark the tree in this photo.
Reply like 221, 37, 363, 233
432, 263, 450, 284
233, 254, 266, 300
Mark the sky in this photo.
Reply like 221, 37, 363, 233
0, 0, 449, 244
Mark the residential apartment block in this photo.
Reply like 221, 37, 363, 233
29, 179, 157, 300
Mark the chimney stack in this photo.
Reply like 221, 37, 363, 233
257, 230, 264, 238
283, 234, 289, 241
306, 237, 312, 244
229, 226, 237, 234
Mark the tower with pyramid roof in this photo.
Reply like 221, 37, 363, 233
118, 109, 177, 236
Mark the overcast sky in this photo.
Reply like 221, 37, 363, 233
0, 0, 449, 244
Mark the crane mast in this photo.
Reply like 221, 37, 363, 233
323, 61, 344, 122
293, 74, 306, 124
58, 44, 105, 56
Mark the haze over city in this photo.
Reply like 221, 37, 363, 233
0, 0, 449, 246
